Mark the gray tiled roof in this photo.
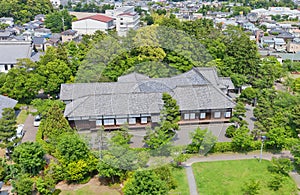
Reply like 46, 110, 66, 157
0, 95, 17, 118
220, 77, 235, 90
61, 67, 235, 118
0, 41, 32, 64
32, 36, 45, 45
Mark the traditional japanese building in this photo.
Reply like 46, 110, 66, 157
60, 67, 235, 130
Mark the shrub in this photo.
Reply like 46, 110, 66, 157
211, 142, 232, 153
225, 125, 236, 138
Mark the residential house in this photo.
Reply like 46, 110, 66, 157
273, 38, 286, 52
287, 38, 300, 53
0, 17, 14, 27
0, 95, 17, 118
34, 14, 45, 22
61, 29, 78, 43
292, 29, 300, 38
0, 41, 32, 73
277, 31, 295, 42
0, 31, 12, 40
32, 36, 46, 51
60, 67, 235, 130
34, 28, 51, 38
72, 14, 114, 35
116, 12, 140, 36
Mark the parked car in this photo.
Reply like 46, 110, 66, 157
16, 124, 24, 138
34, 115, 41, 127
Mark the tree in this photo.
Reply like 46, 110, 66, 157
230, 101, 247, 128
45, 9, 72, 33
0, 67, 45, 103
0, 108, 16, 147
56, 133, 90, 164
35, 176, 55, 195
240, 87, 257, 104
153, 165, 177, 191
268, 157, 293, 176
242, 179, 261, 195
253, 57, 284, 89
31, 99, 65, 117
109, 126, 132, 147
12, 174, 34, 195
187, 128, 217, 154
231, 126, 253, 152
123, 170, 168, 195
37, 59, 72, 94
38, 104, 72, 141
12, 142, 46, 175
268, 174, 284, 191
225, 125, 236, 138
144, 93, 180, 149
0, 0, 53, 24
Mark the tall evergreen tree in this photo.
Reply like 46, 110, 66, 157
0, 108, 16, 147
38, 104, 72, 141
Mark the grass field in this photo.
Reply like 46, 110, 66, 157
170, 167, 189, 195
192, 159, 298, 195
16, 110, 28, 124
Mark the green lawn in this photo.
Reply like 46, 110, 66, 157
192, 159, 298, 195
170, 167, 189, 195
16, 110, 28, 124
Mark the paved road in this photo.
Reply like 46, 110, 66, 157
182, 151, 300, 195
22, 114, 38, 143
245, 104, 255, 131
185, 166, 198, 195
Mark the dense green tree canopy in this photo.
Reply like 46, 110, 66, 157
45, 9, 73, 33
0, 0, 53, 24
123, 170, 168, 195
12, 142, 46, 175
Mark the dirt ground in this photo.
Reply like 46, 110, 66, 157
56, 176, 121, 195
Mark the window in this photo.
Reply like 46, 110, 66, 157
200, 113, 206, 119
120, 18, 123, 20
225, 111, 231, 118
141, 117, 148, 124
116, 118, 127, 125
129, 118, 136, 125
104, 119, 114, 125
184, 113, 189, 120
214, 112, 221, 118
120, 22, 124, 25
4, 65, 8, 71
190, 113, 196, 120
96, 120, 102, 126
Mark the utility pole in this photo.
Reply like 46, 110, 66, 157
62, 16, 65, 32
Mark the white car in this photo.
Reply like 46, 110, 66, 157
34, 115, 41, 127
16, 124, 24, 138
8, 124, 24, 142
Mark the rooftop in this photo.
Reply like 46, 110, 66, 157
77, 14, 114, 23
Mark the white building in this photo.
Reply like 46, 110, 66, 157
0, 17, 14, 27
50, 0, 61, 8
116, 12, 140, 36
105, 6, 135, 19
72, 14, 114, 35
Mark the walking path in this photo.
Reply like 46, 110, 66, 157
182, 151, 300, 195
